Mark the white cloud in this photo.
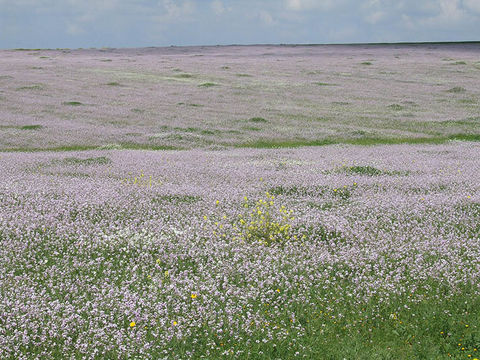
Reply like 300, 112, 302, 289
258, 11, 275, 25
464, 0, 480, 14
66, 23, 85, 35
365, 10, 385, 24
285, 0, 336, 11
419, 0, 466, 26
439, 0, 464, 20
211, 0, 225, 15
162, 0, 195, 19
150, 0, 196, 25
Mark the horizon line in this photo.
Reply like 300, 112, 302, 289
4, 40, 480, 51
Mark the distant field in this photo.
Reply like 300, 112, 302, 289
0, 44, 479, 359
0, 44, 479, 151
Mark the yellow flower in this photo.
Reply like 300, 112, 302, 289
130, 322, 136, 328
173, 321, 178, 326
191, 293, 197, 299
216, 200, 219, 205
164, 270, 169, 278
276, 289, 280, 293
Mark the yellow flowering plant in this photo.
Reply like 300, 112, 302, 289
214, 193, 296, 246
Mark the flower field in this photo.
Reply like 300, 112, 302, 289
0, 44, 479, 359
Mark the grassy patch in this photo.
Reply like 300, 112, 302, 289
242, 126, 262, 131
448, 133, 480, 141
269, 185, 328, 197
20, 125, 43, 130
450, 61, 467, 65
174, 73, 194, 79
236, 73, 252, 77
62, 101, 84, 106
361, 61, 373, 65
342, 165, 384, 176
152, 194, 201, 205
16, 84, 44, 91
307, 201, 334, 211
387, 104, 405, 111
447, 87, 466, 93
198, 82, 217, 87
313, 82, 336, 86
235, 139, 335, 149
177, 103, 203, 107
105, 82, 121, 86
234, 134, 480, 149
62, 156, 112, 166
248, 117, 268, 123
1, 143, 183, 153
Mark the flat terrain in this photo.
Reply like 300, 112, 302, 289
0, 44, 479, 150
0, 44, 479, 359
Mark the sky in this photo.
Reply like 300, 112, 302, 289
1, 0, 480, 49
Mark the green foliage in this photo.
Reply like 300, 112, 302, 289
388, 104, 405, 111
269, 185, 327, 197
16, 84, 44, 91
152, 194, 201, 205
447, 87, 466, 93
214, 193, 295, 246
198, 82, 217, 87
62, 101, 83, 106
343, 165, 384, 176
62, 156, 112, 166
174, 73, 194, 78
20, 124, 43, 130
248, 117, 268, 123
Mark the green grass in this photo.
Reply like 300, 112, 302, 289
234, 134, 480, 149
1, 143, 183, 153
62, 101, 83, 106
3, 134, 480, 153
388, 104, 405, 111
314, 82, 336, 86
361, 61, 373, 65
198, 82, 217, 87
447, 87, 466, 93
152, 194, 202, 205
343, 165, 384, 176
16, 84, 44, 91
174, 73, 194, 79
248, 117, 268, 123
61, 156, 112, 166
20, 125, 43, 130
105, 82, 121, 86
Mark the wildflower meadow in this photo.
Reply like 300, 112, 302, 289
0, 44, 479, 359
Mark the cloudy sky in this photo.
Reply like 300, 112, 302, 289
1, 0, 479, 49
